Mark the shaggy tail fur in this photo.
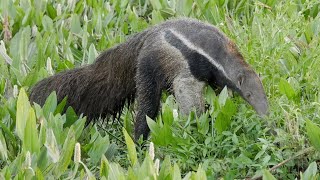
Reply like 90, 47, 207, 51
30, 31, 147, 120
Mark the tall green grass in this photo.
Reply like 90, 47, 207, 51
0, 0, 320, 179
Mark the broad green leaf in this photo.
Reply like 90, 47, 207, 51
306, 119, 320, 151
176, 0, 193, 15
0, 120, 16, 151
172, 163, 182, 180
159, 156, 172, 179
0, 130, 8, 160
189, 165, 207, 179
146, 116, 161, 136
55, 127, 76, 177
108, 162, 125, 180
196, 113, 209, 135
279, 78, 296, 100
46, 3, 57, 19
16, 88, 31, 140
100, 155, 109, 178
72, 117, 86, 141
162, 104, 173, 126
138, 155, 154, 178
42, 15, 54, 32
218, 86, 228, 107
23, 108, 40, 153
42, 91, 57, 119
123, 109, 133, 136
302, 162, 318, 180
35, 168, 45, 180
122, 128, 138, 166
80, 161, 96, 180
54, 96, 67, 115
215, 112, 230, 133
149, 0, 162, 10
37, 148, 49, 172
64, 106, 78, 128
88, 44, 98, 64
221, 99, 236, 116
205, 86, 216, 106
151, 10, 164, 25
88, 132, 109, 164
262, 169, 276, 180
71, 14, 81, 34
45, 129, 60, 163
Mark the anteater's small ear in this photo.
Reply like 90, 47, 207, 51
237, 73, 244, 87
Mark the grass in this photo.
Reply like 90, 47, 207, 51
0, 0, 320, 179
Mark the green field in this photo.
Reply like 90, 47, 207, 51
1, 0, 320, 179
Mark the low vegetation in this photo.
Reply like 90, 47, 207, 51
0, 0, 320, 179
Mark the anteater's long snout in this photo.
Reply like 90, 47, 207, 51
254, 100, 269, 117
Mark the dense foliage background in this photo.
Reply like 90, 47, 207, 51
0, 0, 320, 179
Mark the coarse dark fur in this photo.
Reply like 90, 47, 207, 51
30, 18, 269, 140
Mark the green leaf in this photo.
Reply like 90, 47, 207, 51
122, 128, 138, 166
218, 86, 229, 107
88, 132, 109, 164
42, 15, 54, 32
189, 165, 207, 179
80, 161, 96, 180
159, 156, 172, 179
46, 3, 57, 19
138, 155, 154, 178
262, 169, 276, 180
221, 99, 236, 116
302, 162, 318, 180
146, 116, 161, 136
162, 103, 173, 126
176, 0, 193, 15
23, 108, 40, 153
88, 43, 98, 64
54, 96, 67, 114
100, 155, 110, 178
72, 117, 86, 141
42, 91, 57, 119
172, 163, 182, 180
279, 78, 296, 100
215, 112, 230, 133
149, 0, 162, 10
16, 88, 31, 140
71, 14, 81, 34
35, 168, 45, 180
306, 119, 320, 151
45, 129, 60, 163
64, 106, 78, 128
151, 10, 164, 25
55, 127, 76, 177
0, 130, 8, 160
196, 113, 209, 135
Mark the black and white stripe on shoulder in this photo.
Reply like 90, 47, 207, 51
163, 29, 230, 81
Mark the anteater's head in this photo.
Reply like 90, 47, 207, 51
219, 40, 269, 116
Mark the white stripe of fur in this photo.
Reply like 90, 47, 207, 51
167, 29, 230, 80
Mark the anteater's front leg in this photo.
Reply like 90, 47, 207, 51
134, 56, 163, 140
173, 72, 206, 116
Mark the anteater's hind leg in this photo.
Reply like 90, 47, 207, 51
134, 53, 163, 140
173, 72, 206, 117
